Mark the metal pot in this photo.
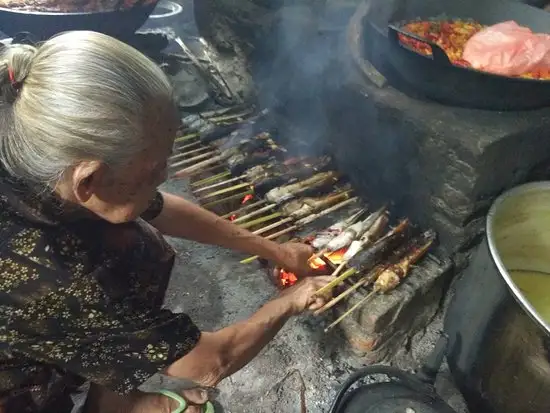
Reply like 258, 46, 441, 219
445, 182, 550, 413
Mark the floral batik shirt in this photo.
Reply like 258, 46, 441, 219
0, 174, 201, 412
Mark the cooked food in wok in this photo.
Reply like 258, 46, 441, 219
399, 19, 550, 80
0, 0, 155, 12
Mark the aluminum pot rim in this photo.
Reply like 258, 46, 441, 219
487, 181, 550, 335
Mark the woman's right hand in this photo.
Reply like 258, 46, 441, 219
278, 276, 335, 315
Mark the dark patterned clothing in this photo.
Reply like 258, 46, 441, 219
0, 174, 201, 412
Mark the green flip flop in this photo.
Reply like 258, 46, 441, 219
157, 389, 215, 413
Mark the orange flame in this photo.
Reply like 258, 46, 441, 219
229, 214, 237, 221
241, 194, 254, 204
277, 248, 348, 288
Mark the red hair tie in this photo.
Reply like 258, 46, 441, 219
7, 67, 15, 85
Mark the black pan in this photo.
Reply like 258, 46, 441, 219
363, 0, 550, 111
0, 0, 160, 40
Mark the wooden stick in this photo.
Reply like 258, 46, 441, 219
239, 212, 282, 229
331, 261, 347, 278
170, 150, 217, 169
232, 203, 276, 224
191, 171, 231, 187
193, 176, 243, 194
170, 146, 211, 161
175, 132, 199, 143
238, 198, 361, 264
221, 200, 266, 219
202, 191, 253, 209
210, 109, 254, 123
314, 268, 358, 297
172, 155, 224, 178
184, 164, 225, 179
174, 140, 201, 152
198, 182, 252, 201
324, 289, 377, 332
313, 276, 368, 316
253, 217, 293, 236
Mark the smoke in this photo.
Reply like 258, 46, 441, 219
249, 1, 355, 156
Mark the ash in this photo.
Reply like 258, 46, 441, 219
159, 179, 469, 413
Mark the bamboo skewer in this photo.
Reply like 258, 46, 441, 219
194, 176, 243, 194
170, 146, 211, 161
197, 182, 252, 201
175, 132, 199, 143
239, 212, 282, 229
175, 140, 201, 152
173, 155, 224, 178
191, 171, 231, 188
253, 217, 294, 236
238, 197, 360, 264
170, 150, 218, 169
221, 200, 267, 219
232, 204, 277, 224
202, 191, 253, 209
185, 164, 225, 179
324, 290, 376, 332
313, 276, 369, 316
210, 109, 254, 123
314, 268, 358, 297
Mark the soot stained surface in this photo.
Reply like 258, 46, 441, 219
159, 179, 468, 413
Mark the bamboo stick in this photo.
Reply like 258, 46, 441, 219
232, 203, 276, 224
175, 132, 199, 143
324, 289, 377, 332
314, 267, 358, 297
174, 140, 201, 152
172, 155, 224, 178
252, 217, 294, 236
210, 109, 254, 123
202, 191, 253, 209
191, 171, 231, 188
170, 146, 211, 161
221, 200, 267, 219
313, 276, 368, 316
184, 164, 225, 179
239, 212, 282, 229
198, 182, 252, 201
238, 197, 360, 264
194, 176, 243, 194
170, 150, 217, 169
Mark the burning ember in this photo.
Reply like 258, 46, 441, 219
242, 194, 254, 204
229, 214, 238, 221
278, 248, 347, 287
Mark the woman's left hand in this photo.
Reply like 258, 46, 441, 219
275, 242, 319, 277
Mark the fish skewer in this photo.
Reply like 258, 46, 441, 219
310, 209, 367, 250
315, 237, 418, 315
330, 208, 389, 277
170, 145, 212, 161
239, 190, 353, 230
324, 231, 436, 332
174, 140, 202, 152
310, 206, 387, 263
170, 150, 218, 169
239, 197, 361, 264
313, 219, 410, 297
251, 189, 353, 236
265, 171, 340, 204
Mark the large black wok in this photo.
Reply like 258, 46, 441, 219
0, 0, 160, 40
362, 0, 550, 110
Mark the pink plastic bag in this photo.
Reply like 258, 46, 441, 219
462, 21, 550, 76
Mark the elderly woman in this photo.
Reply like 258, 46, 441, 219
0, 31, 334, 413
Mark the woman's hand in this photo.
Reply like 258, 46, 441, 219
277, 276, 335, 315
275, 242, 319, 277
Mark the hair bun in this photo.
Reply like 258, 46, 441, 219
1, 43, 37, 104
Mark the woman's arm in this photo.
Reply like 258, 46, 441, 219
150, 192, 314, 275
166, 276, 333, 385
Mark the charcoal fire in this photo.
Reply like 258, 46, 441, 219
171, 108, 437, 328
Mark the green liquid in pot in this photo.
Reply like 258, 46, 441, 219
510, 269, 550, 324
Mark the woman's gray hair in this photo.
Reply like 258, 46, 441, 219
0, 31, 174, 187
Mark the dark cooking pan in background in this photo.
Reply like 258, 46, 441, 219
0, 0, 160, 40
364, 0, 550, 111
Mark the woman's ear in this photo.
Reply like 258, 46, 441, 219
71, 161, 104, 205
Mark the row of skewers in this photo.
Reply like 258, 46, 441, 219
172, 109, 437, 332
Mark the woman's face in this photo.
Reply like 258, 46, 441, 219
65, 101, 179, 223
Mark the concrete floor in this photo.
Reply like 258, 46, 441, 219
159, 179, 470, 413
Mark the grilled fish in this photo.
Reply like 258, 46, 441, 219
265, 171, 339, 204
311, 208, 366, 249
